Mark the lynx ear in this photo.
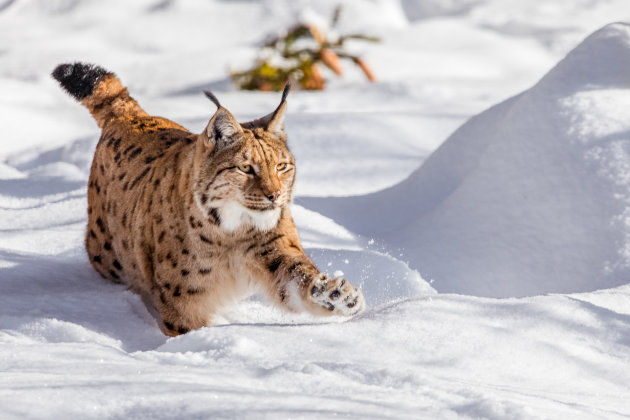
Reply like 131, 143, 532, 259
241, 82, 291, 140
266, 100, 287, 139
202, 90, 243, 151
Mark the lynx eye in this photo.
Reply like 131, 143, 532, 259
237, 164, 253, 174
276, 163, 288, 171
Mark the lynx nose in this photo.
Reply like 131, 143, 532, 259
267, 190, 280, 202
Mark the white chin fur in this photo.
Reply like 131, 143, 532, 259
217, 201, 281, 232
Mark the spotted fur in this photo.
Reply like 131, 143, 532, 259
53, 62, 365, 336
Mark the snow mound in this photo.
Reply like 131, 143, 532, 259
304, 23, 630, 297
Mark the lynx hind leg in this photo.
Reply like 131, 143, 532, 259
85, 157, 125, 284
308, 274, 365, 316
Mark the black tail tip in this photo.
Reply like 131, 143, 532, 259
52, 62, 113, 100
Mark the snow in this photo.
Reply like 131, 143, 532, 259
1, 0, 630, 418
306, 23, 630, 298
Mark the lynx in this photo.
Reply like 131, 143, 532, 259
52, 62, 365, 336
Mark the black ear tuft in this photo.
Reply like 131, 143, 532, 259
280, 82, 291, 104
52, 62, 112, 100
235, 82, 291, 137
269, 82, 290, 123
203, 90, 221, 109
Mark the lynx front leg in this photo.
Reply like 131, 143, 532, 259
257, 250, 365, 317
154, 297, 208, 337
151, 272, 215, 336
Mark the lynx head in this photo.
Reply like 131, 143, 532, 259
193, 84, 296, 232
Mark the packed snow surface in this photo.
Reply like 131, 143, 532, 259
1, 0, 630, 418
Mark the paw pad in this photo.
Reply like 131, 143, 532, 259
308, 275, 365, 316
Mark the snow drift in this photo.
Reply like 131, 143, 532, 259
304, 23, 630, 297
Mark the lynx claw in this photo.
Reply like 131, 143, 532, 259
309, 274, 365, 316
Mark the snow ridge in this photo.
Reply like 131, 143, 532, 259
305, 23, 630, 298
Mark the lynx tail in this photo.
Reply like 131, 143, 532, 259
52, 62, 147, 128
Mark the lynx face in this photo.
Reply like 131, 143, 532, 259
193, 109, 296, 232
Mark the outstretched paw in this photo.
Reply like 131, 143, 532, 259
309, 274, 365, 316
